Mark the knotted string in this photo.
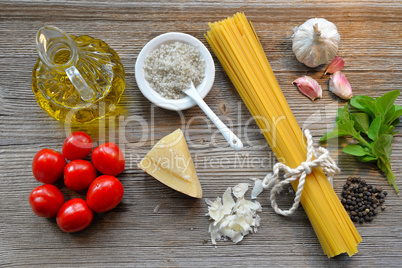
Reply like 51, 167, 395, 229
253, 129, 340, 216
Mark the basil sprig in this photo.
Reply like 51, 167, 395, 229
321, 90, 402, 194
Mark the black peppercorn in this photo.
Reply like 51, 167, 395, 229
342, 190, 347, 196
341, 177, 387, 224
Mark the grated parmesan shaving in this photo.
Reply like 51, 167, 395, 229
206, 183, 262, 245
205, 187, 235, 224
251, 178, 264, 199
232, 183, 249, 199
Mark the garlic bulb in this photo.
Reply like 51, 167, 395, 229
292, 18, 341, 67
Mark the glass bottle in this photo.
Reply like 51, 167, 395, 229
32, 26, 125, 123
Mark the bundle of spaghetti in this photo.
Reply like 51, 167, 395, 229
205, 13, 361, 257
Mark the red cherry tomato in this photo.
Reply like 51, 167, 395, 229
64, 160, 97, 191
32, 149, 66, 184
62, 131, 93, 160
29, 184, 65, 218
91, 142, 125, 176
56, 198, 93, 233
87, 175, 124, 213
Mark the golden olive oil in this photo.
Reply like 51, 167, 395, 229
32, 35, 125, 123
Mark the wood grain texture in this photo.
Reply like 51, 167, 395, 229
0, 0, 401, 267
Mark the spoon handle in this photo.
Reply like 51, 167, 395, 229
184, 83, 243, 151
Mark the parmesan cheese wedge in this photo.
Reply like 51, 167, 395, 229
138, 129, 202, 198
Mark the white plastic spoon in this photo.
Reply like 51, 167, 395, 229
183, 82, 243, 151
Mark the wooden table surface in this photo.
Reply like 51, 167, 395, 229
1, 0, 401, 267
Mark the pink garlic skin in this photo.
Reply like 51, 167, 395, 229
325, 56, 345, 75
329, 71, 353, 100
292, 76, 322, 101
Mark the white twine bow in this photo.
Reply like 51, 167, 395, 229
254, 129, 340, 216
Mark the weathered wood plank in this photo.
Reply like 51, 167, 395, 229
0, 0, 401, 267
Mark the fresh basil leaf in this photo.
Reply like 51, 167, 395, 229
351, 95, 375, 108
338, 120, 358, 137
375, 90, 400, 117
368, 116, 382, 141
342, 144, 367, 156
383, 105, 395, 125
387, 125, 395, 135
391, 118, 400, 127
350, 95, 376, 118
372, 134, 393, 159
335, 107, 344, 122
335, 104, 351, 125
357, 155, 378, 162
377, 158, 388, 174
320, 128, 342, 141
320, 120, 357, 141
351, 113, 370, 134
379, 123, 390, 137
388, 105, 402, 124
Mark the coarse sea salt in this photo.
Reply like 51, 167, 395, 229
206, 183, 262, 245
143, 41, 205, 99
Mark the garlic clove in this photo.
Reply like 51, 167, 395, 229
325, 56, 345, 75
293, 76, 322, 101
329, 71, 353, 100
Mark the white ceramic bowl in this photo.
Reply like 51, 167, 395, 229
135, 32, 215, 111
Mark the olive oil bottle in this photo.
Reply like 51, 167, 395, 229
32, 26, 125, 123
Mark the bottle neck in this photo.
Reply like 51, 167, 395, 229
36, 26, 78, 73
